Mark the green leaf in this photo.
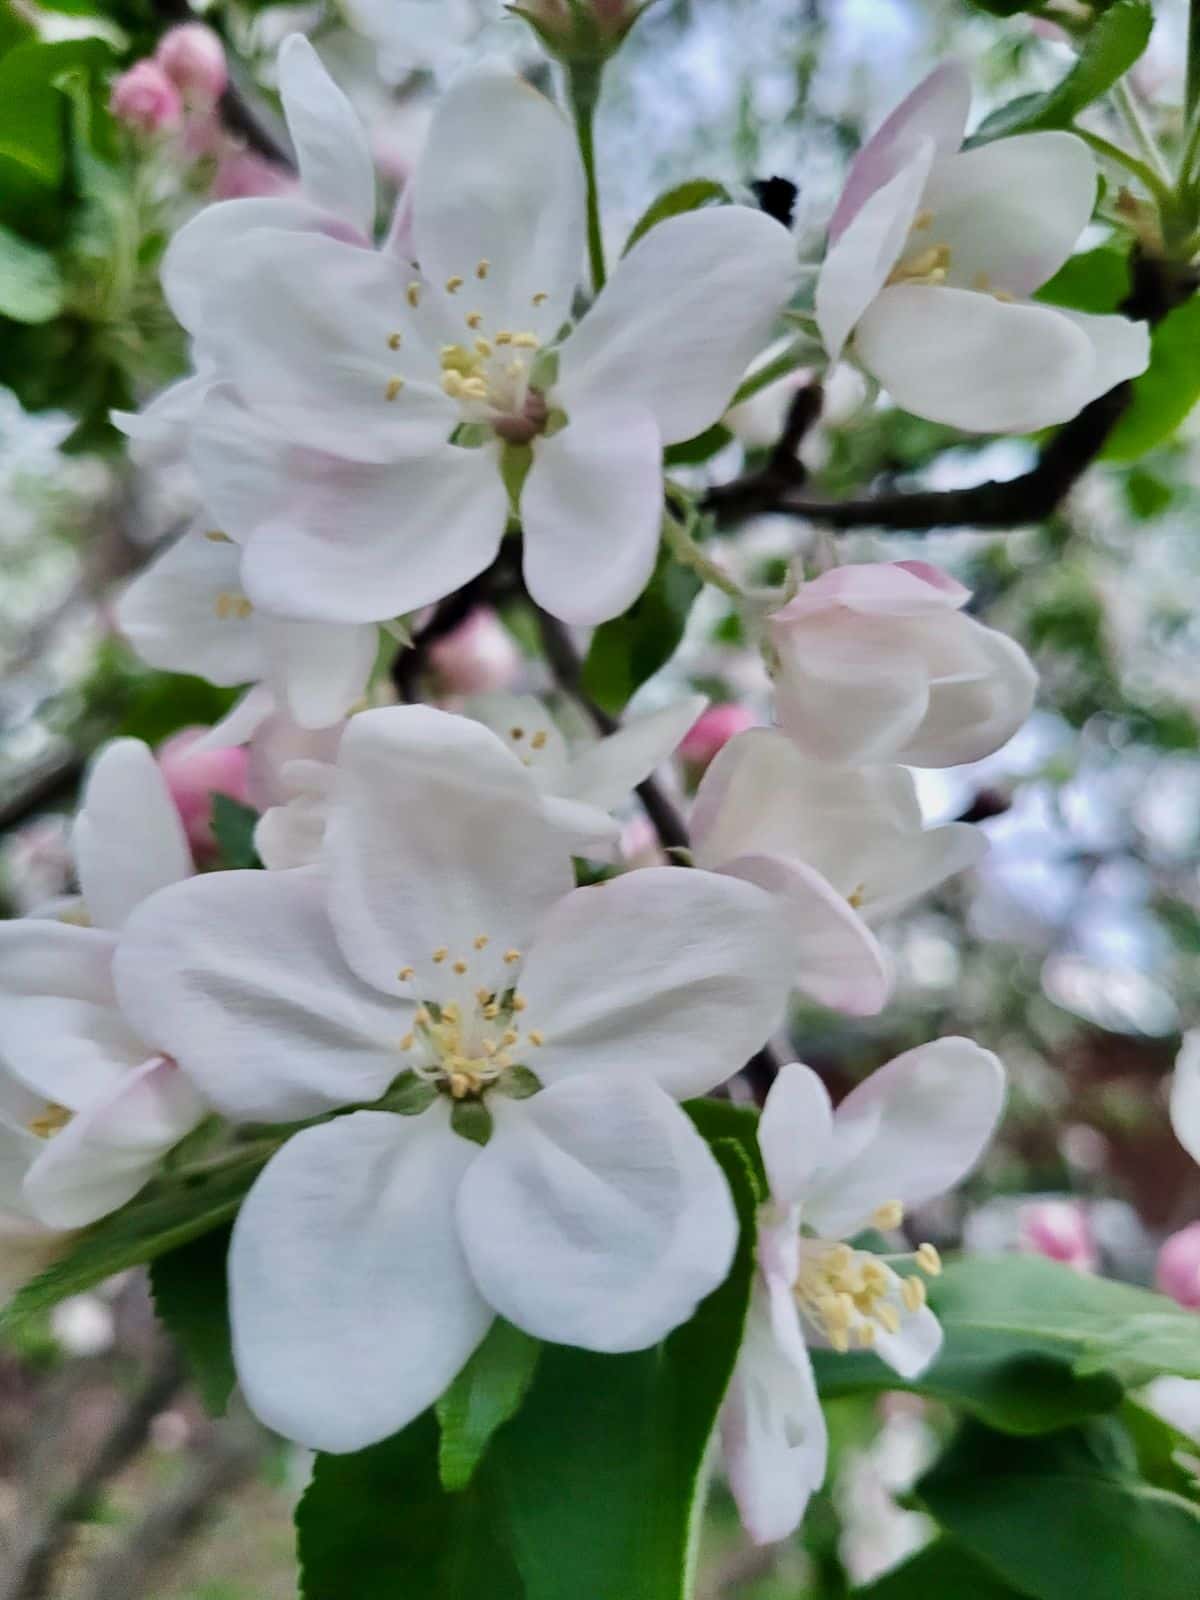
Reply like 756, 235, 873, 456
150, 1226, 236, 1417
682, 1096, 766, 1195
624, 179, 731, 254
489, 1137, 758, 1600
211, 794, 262, 870
1037, 244, 1131, 315
971, 1, 1154, 141
854, 1538, 1031, 1598
297, 1412, 524, 1600
917, 1418, 1200, 1600
582, 546, 701, 715
1, 1151, 268, 1329
1102, 296, 1200, 461
436, 1320, 541, 1492
663, 422, 733, 467
0, 39, 112, 208
0, 223, 63, 322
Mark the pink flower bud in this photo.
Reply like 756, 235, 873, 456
156, 727, 251, 858
1156, 1222, 1200, 1310
429, 609, 522, 696
679, 703, 755, 773
110, 60, 183, 135
210, 147, 297, 200
156, 23, 228, 104
1017, 1200, 1097, 1273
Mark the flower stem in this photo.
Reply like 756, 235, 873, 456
1073, 127, 1176, 212
1110, 78, 1174, 192
567, 63, 607, 294
661, 504, 744, 601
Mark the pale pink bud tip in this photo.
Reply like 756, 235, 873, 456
157, 727, 252, 857
679, 704, 755, 771
429, 609, 522, 696
1017, 1200, 1097, 1273
1156, 1223, 1200, 1310
110, 60, 183, 134
156, 23, 228, 104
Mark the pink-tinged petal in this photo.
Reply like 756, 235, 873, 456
772, 562, 968, 623
1171, 1032, 1200, 1167
231, 1109, 491, 1451
73, 740, 193, 932
758, 1062, 835, 1212
815, 144, 933, 362
1018, 1200, 1097, 1273
901, 625, 1037, 768
829, 61, 971, 241
113, 869, 410, 1124
521, 404, 662, 625
854, 284, 1099, 433
804, 1037, 1006, 1240
516, 867, 796, 1100
278, 34, 375, 240
1156, 1222, 1200, 1310
562, 695, 708, 812
22, 1057, 206, 1229
557, 207, 799, 445
459, 1075, 736, 1351
323, 706, 573, 996
240, 443, 508, 624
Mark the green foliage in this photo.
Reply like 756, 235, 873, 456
917, 1417, 1200, 1600
0, 223, 64, 322
971, 2, 1153, 141
436, 1320, 541, 1492
1103, 297, 1200, 461
624, 179, 732, 254
211, 795, 262, 871
298, 1139, 758, 1600
1037, 244, 1131, 315
582, 547, 702, 713
856, 1539, 1029, 1598
150, 1226, 237, 1417
683, 1096, 767, 1194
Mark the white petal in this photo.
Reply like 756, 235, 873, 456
240, 442, 507, 623
804, 1037, 1006, 1239
0, 922, 141, 1110
278, 34, 375, 240
516, 867, 795, 1100
921, 132, 1096, 297
721, 1277, 827, 1544
771, 626, 933, 767
758, 1062, 835, 1212
854, 285, 1098, 433
231, 1109, 491, 1451
189, 385, 290, 538
23, 1057, 205, 1229
412, 70, 584, 346
324, 706, 573, 995
901, 623, 1037, 767
1056, 307, 1151, 398
111, 370, 211, 467
254, 759, 336, 870
199, 685, 277, 751
73, 740, 193, 931
562, 694, 707, 811
464, 695, 571, 783
829, 60, 970, 241
459, 1075, 736, 1351
873, 1298, 944, 1380
521, 403, 662, 625
117, 533, 267, 688
260, 619, 378, 729
557, 207, 798, 446
113, 869, 408, 1124
1171, 1032, 1200, 1166
816, 143, 933, 361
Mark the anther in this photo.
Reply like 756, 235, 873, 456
474, 338, 493, 357
913, 208, 934, 230
465, 311, 483, 330
916, 1243, 942, 1277
530, 730, 548, 750
433, 947, 449, 964
871, 1200, 905, 1231
528, 1029, 545, 1047
474, 935, 489, 950
407, 283, 421, 308
504, 948, 521, 965
510, 726, 525, 740
511, 332, 540, 349
385, 378, 405, 401
511, 994, 527, 1012
531, 291, 549, 305
400, 1033, 415, 1051
445, 275, 464, 294
204, 529, 231, 542
902, 1276, 927, 1313
476, 259, 490, 279
388, 332, 403, 350
495, 331, 514, 345
452, 960, 468, 975
398, 966, 415, 981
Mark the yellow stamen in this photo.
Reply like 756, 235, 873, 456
445, 275, 464, 294
530, 730, 548, 751
452, 960, 468, 976
433, 947, 448, 964
385, 377, 404, 401
476, 259, 490, 279
871, 1199, 905, 1231
916, 1243, 942, 1277
388, 331, 403, 350
504, 948, 521, 965
407, 283, 421, 308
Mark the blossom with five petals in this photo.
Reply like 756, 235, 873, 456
112, 706, 797, 1451
815, 61, 1149, 433
721, 1040, 1005, 1543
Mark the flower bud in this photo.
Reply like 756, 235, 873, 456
1156, 1222, 1200, 1310
156, 727, 252, 858
211, 147, 296, 200
1017, 1200, 1097, 1273
678, 703, 755, 776
508, 0, 654, 64
429, 608, 522, 696
156, 23, 228, 105
110, 60, 184, 135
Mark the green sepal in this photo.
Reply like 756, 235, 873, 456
386, 1070, 439, 1117
450, 1098, 494, 1146
495, 1066, 542, 1100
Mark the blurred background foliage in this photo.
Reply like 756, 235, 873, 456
1, 0, 1200, 1593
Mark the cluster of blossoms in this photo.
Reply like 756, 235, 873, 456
1, 34, 1185, 1556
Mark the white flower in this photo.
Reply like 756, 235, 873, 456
0, 742, 207, 1229
691, 728, 985, 1015
118, 528, 377, 734
722, 1041, 1005, 1544
816, 61, 1149, 433
767, 561, 1037, 767
112, 705, 796, 1451
254, 691, 706, 868
1171, 1031, 1200, 1167
168, 52, 798, 628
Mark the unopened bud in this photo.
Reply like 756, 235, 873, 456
156, 23, 228, 105
508, 0, 655, 64
679, 703, 755, 775
110, 60, 183, 135
1156, 1222, 1200, 1310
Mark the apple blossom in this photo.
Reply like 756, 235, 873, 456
166, 54, 798, 628
112, 705, 796, 1450
1156, 1224, 1200, 1310
156, 728, 252, 858
156, 23, 228, 105
1016, 1199, 1097, 1272
110, 61, 183, 135
721, 1041, 1005, 1543
767, 561, 1037, 767
816, 61, 1150, 433
1170, 1030, 1200, 1167
690, 728, 985, 1015
0, 742, 206, 1229
428, 608, 523, 695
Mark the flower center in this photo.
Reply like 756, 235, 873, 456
792, 1201, 941, 1353
887, 211, 1015, 302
